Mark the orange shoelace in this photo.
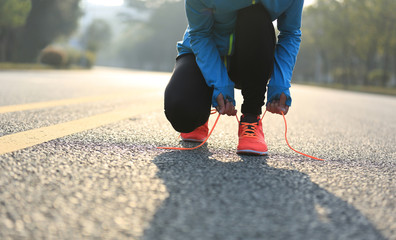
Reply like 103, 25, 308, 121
236, 111, 266, 139
158, 110, 324, 161
239, 122, 258, 138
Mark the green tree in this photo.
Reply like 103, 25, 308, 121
295, 0, 396, 87
82, 19, 112, 53
0, 0, 31, 61
16, 0, 82, 62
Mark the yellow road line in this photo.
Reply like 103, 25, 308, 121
0, 93, 130, 114
0, 104, 160, 155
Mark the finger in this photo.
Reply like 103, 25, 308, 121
271, 100, 283, 114
216, 94, 225, 114
279, 93, 287, 106
282, 106, 289, 115
225, 102, 232, 116
225, 100, 235, 116
270, 102, 278, 112
217, 105, 225, 114
229, 105, 236, 116
268, 102, 273, 111
279, 93, 287, 112
276, 106, 286, 114
271, 102, 278, 111
266, 103, 273, 112
230, 107, 236, 116
267, 102, 282, 115
218, 106, 225, 114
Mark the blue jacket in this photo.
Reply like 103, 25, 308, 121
177, 0, 304, 107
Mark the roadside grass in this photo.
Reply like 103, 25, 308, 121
1, 64, 395, 97
0, 62, 53, 70
0, 62, 86, 70
296, 82, 396, 96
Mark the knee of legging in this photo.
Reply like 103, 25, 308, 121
165, 103, 208, 133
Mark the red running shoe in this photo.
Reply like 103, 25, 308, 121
237, 115, 268, 155
180, 121, 209, 143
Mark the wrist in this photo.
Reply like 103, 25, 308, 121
266, 86, 292, 106
212, 84, 235, 107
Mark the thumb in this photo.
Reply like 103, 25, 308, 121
216, 93, 225, 113
279, 93, 287, 111
279, 93, 287, 105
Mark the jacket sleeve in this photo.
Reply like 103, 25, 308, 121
267, 0, 304, 106
185, 0, 235, 107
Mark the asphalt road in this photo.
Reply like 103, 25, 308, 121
0, 68, 395, 240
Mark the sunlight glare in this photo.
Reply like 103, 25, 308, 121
304, 0, 315, 6
86, 0, 125, 6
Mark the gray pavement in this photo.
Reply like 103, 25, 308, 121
0, 68, 395, 239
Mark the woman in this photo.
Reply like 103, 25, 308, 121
164, 0, 304, 155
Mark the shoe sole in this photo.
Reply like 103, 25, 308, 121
237, 149, 268, 156
181, 138, 205, 143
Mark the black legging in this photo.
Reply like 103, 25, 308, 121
165, 4, 276, 133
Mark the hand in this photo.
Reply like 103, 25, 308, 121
216, 93, 236, 116
266, 93, 289, 115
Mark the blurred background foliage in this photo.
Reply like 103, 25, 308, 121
0, 0, 83, 67
0, 0, 32, 62
0, 0, 395, 89
114, 0, 186, 71
295, 0, 396, 88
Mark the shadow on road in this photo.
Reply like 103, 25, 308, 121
143, 149, 384, 240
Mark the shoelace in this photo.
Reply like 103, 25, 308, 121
236, 112, 265, 138
158, 110, 324, 161
239, 122, 258, 138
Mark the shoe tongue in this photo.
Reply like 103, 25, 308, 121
241, 114, 259, 123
